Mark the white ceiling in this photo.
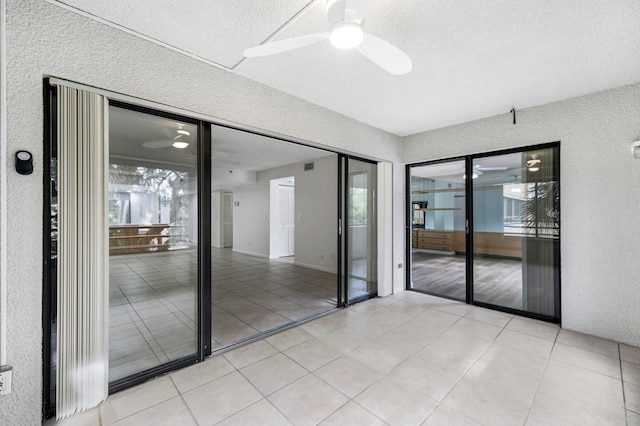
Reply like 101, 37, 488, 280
53, 0, 640, 136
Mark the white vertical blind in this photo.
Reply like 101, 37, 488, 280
56, 85, 109, 419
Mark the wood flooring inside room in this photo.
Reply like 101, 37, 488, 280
411, 250, 523, 309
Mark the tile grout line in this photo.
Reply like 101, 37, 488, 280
619, 343, 629, 426
522, 322, 560, 425
169, 374, 201, 426
421, 317, 514, 423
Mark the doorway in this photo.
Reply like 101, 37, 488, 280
270, 177, 295, 259
408, 158, 466, 300
43, 80, 382, 418
407, 143, 560, 322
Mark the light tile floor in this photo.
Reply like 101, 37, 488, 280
109, 248, 339, 381
50, 291, 639, 425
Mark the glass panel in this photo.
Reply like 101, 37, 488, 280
409, 160, 466, 300
472, 147, 559, 317
210, 124, 339, 350
347, 159, 377, 302
108, 106, 198, 382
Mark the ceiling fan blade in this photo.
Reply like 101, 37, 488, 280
477, 166, 508, 171
357, 33, 412, 75
243, 33, 328, 57
142, 140, 172, 149
345, 0, 376, 23
327, 0, 347, 25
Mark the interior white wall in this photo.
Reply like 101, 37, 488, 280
211, 190, 222, 248
403, 82, 640, 347
1, 0, 403, 423
233, 155, 338, 273
291, 156, 338, 273
232, 179, 270, 258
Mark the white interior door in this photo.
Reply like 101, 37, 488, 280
278, 185, 295, 257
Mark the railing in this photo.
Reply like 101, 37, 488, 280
109, 224, 175, 256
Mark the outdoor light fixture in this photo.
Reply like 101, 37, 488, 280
329, 22, 364, 49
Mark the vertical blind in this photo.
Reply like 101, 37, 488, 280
56, 85, 108, 419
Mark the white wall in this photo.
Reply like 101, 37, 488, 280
211, 190, 222, 248
1, 0, 403, 423
403, 82, 640, 347
233, 155, 338, 272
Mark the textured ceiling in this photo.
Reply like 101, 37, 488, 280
51, 0, 640, 136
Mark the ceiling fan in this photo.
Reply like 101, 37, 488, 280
463, 164, 508, 179
243, 0, 412, 75
142, 128, 193, 150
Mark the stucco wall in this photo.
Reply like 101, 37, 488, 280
1, 0, 403, 423
403, 82, 640, 347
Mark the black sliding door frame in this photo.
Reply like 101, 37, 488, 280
470, 142, 561, 323
404, 155, 467, 302
42, 83, 214, 417
42, 82, 57, 420
43, 79, 384, 419
338, 154, 379, 307
106, 100, 212, 394
406, 142, 561, 324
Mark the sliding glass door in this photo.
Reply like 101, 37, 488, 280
472, 147, 559, 317
408, 159, 466, 300
407, 143, 560, 321
108, 104, 200, 383
340, 157, 378, 305
44, 81, 382, 417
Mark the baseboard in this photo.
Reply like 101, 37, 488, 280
292, 261, 336, 274
231, 248, 269, 259
412, 249, 456, 256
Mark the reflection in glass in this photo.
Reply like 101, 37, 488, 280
409, 160, 466, 300
472, 147, 559, 317
108, 106, 198, 382
347, 160, 378, 301
210, 124, 340, 350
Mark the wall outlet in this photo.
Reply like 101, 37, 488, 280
0, 367, 12, 395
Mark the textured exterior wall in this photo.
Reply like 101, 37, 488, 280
1, 0, 403, 423
403, 82, 640, 347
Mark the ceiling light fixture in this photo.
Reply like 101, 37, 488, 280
329, 22, 364, 49
172, 141, 189, 149
172, 135, 189, 149
462, 172, 479, 180
526, 159, 541, 168
528, 167, 539, 172
176, 129, 190, 136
